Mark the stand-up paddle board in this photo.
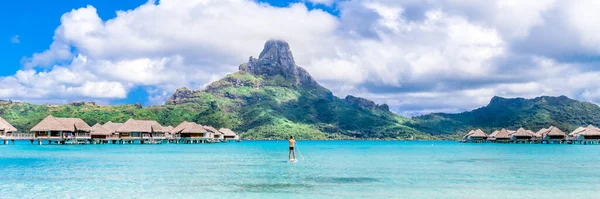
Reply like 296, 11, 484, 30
289, 159, 298, 163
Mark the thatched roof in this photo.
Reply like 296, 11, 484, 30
172, 121, 189, 133
512, 128, 532, 137
103, 121, 124, 133
204, 125, 222, 135
488, 130, 499, 138
0, 116, 17, 132
578, 125, 600, 136
546, 126, 567, 136
467, 129, 487, 138
30, 115, 91, 132
116, 118, 164, 133
463, 130, 474, 139
162, 126, 174, 134
172, 121, 207, 134
535, 128, 549, 138
569, 127, 586, 136
495, 128, 512, 139
219, 128, 237, 136
91, 123, 112, 135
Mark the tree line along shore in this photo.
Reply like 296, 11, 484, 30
0, 115, 240, 145
462, 125, 600, 144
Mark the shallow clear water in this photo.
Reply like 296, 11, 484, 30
1, 141, 600, 199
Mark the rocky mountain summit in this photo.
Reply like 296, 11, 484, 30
165, 87, 202, 105
161, 40, 405, 139
345, 95, 390, 112
239, 40, 320, 88
167, 39, 389, 112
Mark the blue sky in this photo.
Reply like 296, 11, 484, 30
1, 0, 339, 106
1, 0, 334, 105
1, 0, 145, 73
1, 0, 600, 116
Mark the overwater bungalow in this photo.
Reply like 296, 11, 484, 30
462, 130, 474, 142
90, 123, 119, 144
571, 125, 600, 144
103, 121, 124, 143
103, 121, 124, 133
532, 128, 547, 142
116, 118, 166, 144
511, 128, 533, 143
568, 127, 586, 141
542, 126, 567, 144
172, 121, 210, 144
162, 126, 176, 140
0, 117, 18, 144
30, 115, 91, 145
493, 128, 512, 143
486, 130, 499, 142
463, 129, 487, 143
219, 128, 239, 141
204, 125, 224, 142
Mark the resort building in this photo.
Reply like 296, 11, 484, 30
204, 125, 224, 142
463, 129, 487, 143
0, 117, 17, 137
90, 123, 119, 144
571, 125, 600, 144
569, 126, 586, 139
542, 126, 567, 144
487, 130, 499, 142
532, 128, 547, 142
162, 126, 176, 140
219, 128, 239, 141
103, 121, 124, 134
0, 117, 18, 144
116, 118, 166, 144
30, 115, 91, 145
511, 128, 533, 143
172, 121, 211, 143
493, 128, 512, 143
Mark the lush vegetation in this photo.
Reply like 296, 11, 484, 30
408, 96, 600, 135
3, 72, 599, 140
173, 71, 428, 140
0, 71, 431, 140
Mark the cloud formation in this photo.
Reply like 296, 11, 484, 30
10, 35, 20, 44
2, 0, 600, 116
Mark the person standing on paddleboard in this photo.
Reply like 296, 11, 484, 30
289, 136, 297, 161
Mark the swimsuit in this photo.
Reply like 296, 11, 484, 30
289, 146, 294, 150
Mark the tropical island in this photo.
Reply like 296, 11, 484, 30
2, 40, 600, 140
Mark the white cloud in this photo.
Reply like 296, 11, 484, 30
10, 35, 20, 44
564, 0, 600, 53
1, 0, 600, 116
306, 0, 335, 6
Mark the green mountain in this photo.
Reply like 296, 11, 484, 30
0, 40, 429, 140
164, 40, 425, 139
3, 40, 600, 140
409, 95, 600, 136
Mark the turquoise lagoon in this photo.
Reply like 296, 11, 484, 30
1, 141, 600, 199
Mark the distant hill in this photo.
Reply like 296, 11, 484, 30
164, 40, 424, 139
408, 95, 600, 135
0, 40, 428, 140
2, 41, 600, 140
